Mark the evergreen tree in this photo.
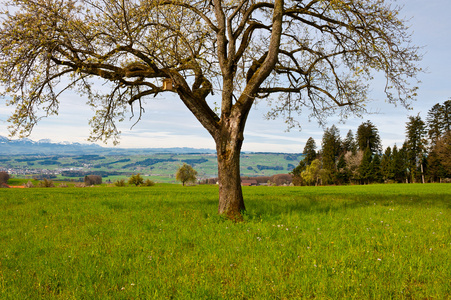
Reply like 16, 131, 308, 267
370, 154, 383, 183
425, 100, 450, 182
426, 100, 451, 146
303, 137, 318, 165
426, 148, 443, 182
405, 115, 427, 183
342, 130, 357, 154
427, 103, 444, 147
432, 131, 451, 179
336, 154, 350, 184
441, 99, 451, 133
320, 125, 342, 184
392, 144, 408, 183
358, 148, 373, 184
321, 125, 341, 177
380, 147, 394, 182
445, 100, 451, 131
291, 137, 317, 184
357, 120, 382, 154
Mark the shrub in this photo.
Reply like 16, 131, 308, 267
270, 174, 293, 186
39, 178, 55, 188
0, 171, 9, 184
74, 183, 86, 188
114, 179, 126, 187
128, 174, 144, 186
84, 175, 102, 186
142, 179, 155, 187
58, 183, 68, 188
25, 181, 35, 188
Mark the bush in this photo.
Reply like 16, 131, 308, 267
25, 181, 35, 188
114, 179, 126, 187
142, 179, 155, 187
270, 174, 293, 186
84, 175, 102, 186
39, 178, 55, 188
128, 174, 144, 186
0, 171, 9, 184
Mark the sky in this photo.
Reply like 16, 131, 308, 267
1, 0, 450, 153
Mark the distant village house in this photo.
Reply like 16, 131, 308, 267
241, 179, 258, 186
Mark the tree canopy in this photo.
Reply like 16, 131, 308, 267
356, 120, 382, 154
0, 0, 422, 217
303, 137, 317, 165
176, 163, 198, 186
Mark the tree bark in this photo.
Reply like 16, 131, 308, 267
215, 117, 246, 220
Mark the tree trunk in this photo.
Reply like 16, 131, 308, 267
215, 119, 246, 220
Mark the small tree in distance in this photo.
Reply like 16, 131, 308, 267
176, 164, 198, 186
84, 175, 102, 186
128, 174, 144, 186
142, 179, 155, 187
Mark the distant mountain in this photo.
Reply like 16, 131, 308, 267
0, 136, 216, 155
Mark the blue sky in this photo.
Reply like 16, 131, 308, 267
1, 0, 450, 153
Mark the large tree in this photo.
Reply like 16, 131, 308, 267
342, 130, 357, 154
356, 120, 382, 154
303, 137, 317, 166
404, 115, 427, 183
291, 136, 317, 183
0, 0, 421, 217
321, 125, 341, 182
426, 100, 451, 147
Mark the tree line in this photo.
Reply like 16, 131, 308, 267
292, 100, 451, 185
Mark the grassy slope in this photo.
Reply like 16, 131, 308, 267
0, 184, 450, 299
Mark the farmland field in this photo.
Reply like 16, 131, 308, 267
0, 184, 450, 299
0, 153, 303, 182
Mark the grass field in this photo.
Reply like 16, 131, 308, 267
0, 184, 450, 299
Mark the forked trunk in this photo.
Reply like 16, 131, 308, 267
215, 121, 246, 220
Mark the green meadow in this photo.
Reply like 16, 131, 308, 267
0, 184, 450, 299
